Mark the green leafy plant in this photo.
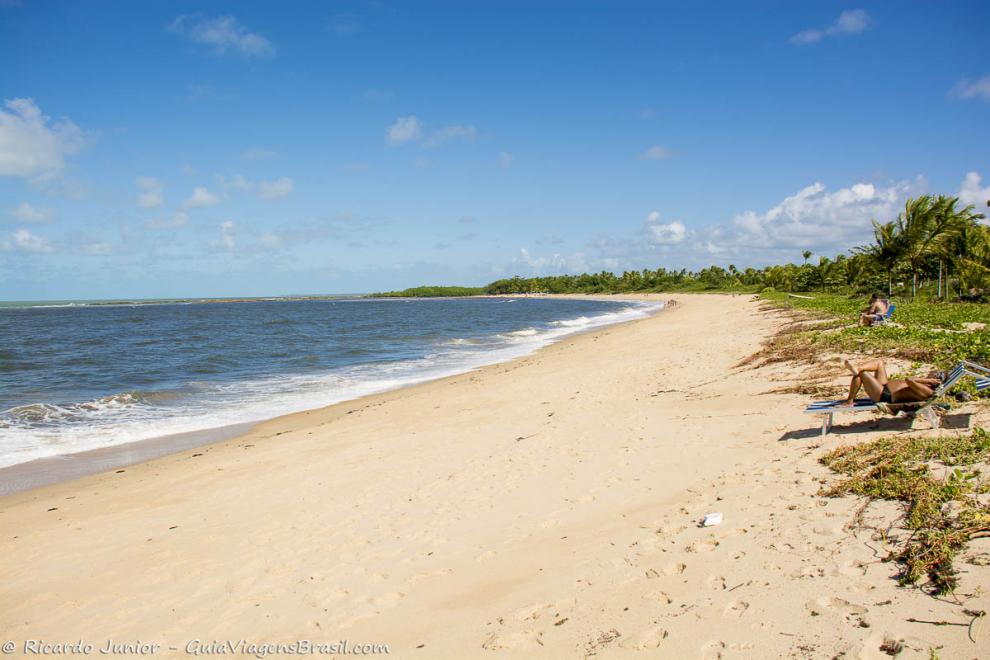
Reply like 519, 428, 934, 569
821, 428, 990, 593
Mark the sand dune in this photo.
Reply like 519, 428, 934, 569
2, 294, 987, 658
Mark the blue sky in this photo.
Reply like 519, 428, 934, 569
1, 1, 988, 299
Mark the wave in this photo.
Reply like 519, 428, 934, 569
0, 299, 665, 469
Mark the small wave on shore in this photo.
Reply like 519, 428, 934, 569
0, 298, 664, 468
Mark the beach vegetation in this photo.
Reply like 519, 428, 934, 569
821, 428, 990, 594
368, 286, 487, 298
759, 291, 989, 366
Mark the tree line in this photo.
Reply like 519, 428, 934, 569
485, 194, 989, 300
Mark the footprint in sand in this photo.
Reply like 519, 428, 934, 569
481, 630, 544, 651
476, 550, 497, 563
618, 626, 667, 649
642, 590, 673, 605
701, 640, 725, 660
707, 575, 727, 590
687, 538, 719, 553
723, 600, 750, 617
805, 597, 868, 625
513, 603, 550, 622
833, 559, 869, 577
645, 562, 686, 578
794, 565, 825, 579
812, 524, 843, 537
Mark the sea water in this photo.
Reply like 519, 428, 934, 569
0, 296, 662, 468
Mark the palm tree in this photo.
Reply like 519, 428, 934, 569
855, 220, 902, 296
895, 196, 936, 298
896, 195, 976, 298
932, 197, 987, 297
812, 256, 833, 292
844, 253, 869, 290
802, 250, 812, 265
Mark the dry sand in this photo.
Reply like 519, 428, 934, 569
2, 293, 988, 658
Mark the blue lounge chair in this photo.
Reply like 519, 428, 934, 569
873, 303, 895, 325
805, 361, 990, 437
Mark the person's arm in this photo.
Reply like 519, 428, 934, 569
903, 378, 935, 400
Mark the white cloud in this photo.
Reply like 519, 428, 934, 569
640, 145, 671, 160
790, 9, 871, 45
424, 124, 477, 148
498, 151, 514, 168
258, 177, 293, 199
704, 178, 919, 261
1, 228, 53, 253
386, 116, 422, 146
644, 211, 686, 244
136, 176, 164, 208
0, 98, 85, 179
516, 247, 576, 274
169, 15, 275, 58
949, 75, 990, 102
11, 202, 54, 223
148, 211, 188, 230
500, 176, 925, 276
218, 220, 235, 249
184, 186, 221, 208
242, 147, 277, 160
219, 173, 253, 193
386, 116, 479, 149
958, 171, 990, 209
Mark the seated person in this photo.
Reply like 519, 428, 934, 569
840, 359, 943, 407
859, 294, 889, 326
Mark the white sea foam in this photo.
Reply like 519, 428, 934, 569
0, 300, 665, 468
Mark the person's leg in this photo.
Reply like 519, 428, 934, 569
845, 359, 886, 379
858, 372, 886, 401
841, 374, 863, 404
844, 359, 887, 400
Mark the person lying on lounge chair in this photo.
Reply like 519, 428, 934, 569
859, 294, 889, 326
839, 359, 943, 407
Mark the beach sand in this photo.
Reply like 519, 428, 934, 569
2, 294, 988, 658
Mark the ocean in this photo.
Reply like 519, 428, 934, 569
0, 296, 662, 469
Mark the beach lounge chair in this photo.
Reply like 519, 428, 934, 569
805, 361, 990, 437
874, 303, 895, 325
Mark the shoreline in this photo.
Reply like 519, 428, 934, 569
0, 294, 667, 495
3, 293, 986, 658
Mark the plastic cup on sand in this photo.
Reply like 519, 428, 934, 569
702, 512, 723, 527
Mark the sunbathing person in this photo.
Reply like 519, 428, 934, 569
840, 359, 943, 406
859, 294, 889, 326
